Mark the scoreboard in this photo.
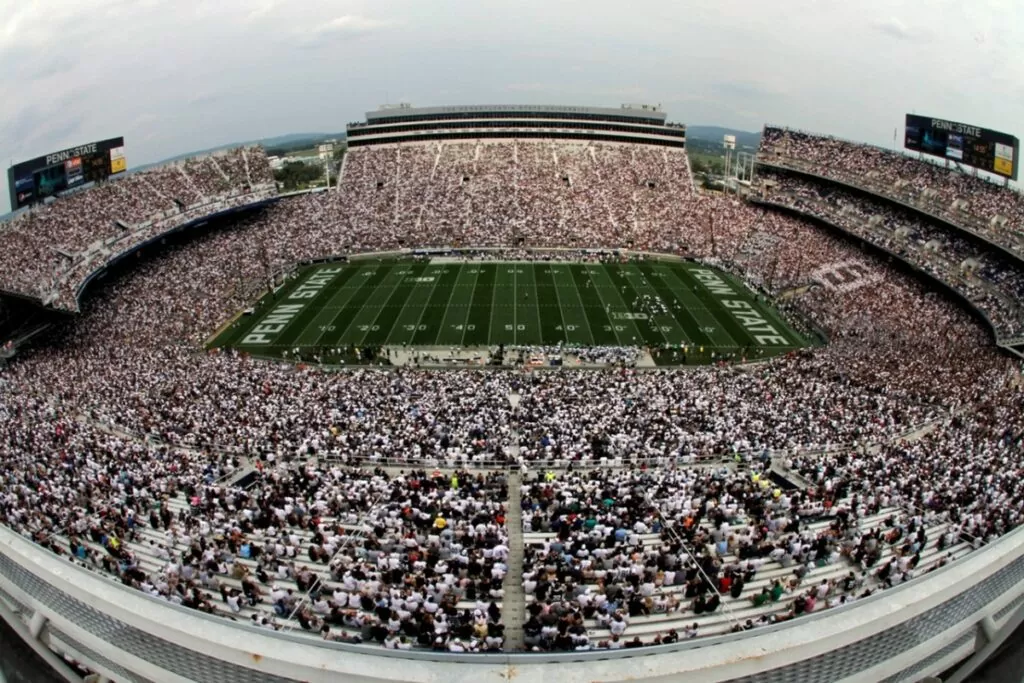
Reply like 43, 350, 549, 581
904, 115, 1018, 181
7, 137, 126, 211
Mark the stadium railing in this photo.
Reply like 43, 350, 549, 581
60, 186, 278, 312
755, 156, 1024, 266
749, 197, 1023, 350
2, 513, 1024, 683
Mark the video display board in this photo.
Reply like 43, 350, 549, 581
7, 137, 126, 210
905, 115, 1017, 180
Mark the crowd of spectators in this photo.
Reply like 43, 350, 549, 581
760, 127, 1024, 259
331, 141, 697, 253
757, 169, 1024, 337
0, 138, 1022, 653
0, 146, 275, 309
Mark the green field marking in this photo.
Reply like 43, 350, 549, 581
656, 264, 740, 348
299, 266, 374, 348
311, 264, 396, 348
579, 265, 645, 345
621, 263, 693, 346
547, 264, 596, 346
671, 265, 760, 349
271, 265, 369, 350
489, 265, 518, 345
210, 268, 313, 348
380, 263, 440, 346
566, 265, 620, 346
637, 263, 713, 348
411, 264, 463, 344
435, 264, 480, 346
211, 258, 811, 362
533, 264, 570, 345
463, 264, 496, 346
514, 264, 545, 346
716, 270, 809, 347
600, 265, 668, 346
332, 264, 405, 344
359, 262, 432, 346
513, 265, 520, 345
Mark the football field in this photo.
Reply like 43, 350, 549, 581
209, 259, 810, 360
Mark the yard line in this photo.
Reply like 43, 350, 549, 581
533, 264, 570, 344
593, 264, 666, 347
661, 264, 745, 349
565, 265, 619, 346
334, 265, 407, 344
551, 264, 596, 345
378, 263, 441, 345
645, 263, 723, 346
361, 262, 433, 346
488, 265, 517, 345
609, 264, 671, 347
463, 264, 496, 346
302, 265, 373, 348
516, 264, 544, 346
434, 264, 479, 346
401, 266, 446, 345
513, 264, 518, 345
717, 269, 808, 348
417, 264, 466, 348
274, 265, 365, 350
412, 265, 467, 344
622, 263, 693, 346
225, 265, 344, 350
576, 265, 636, 345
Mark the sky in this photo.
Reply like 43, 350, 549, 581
0, 0, 1021, 212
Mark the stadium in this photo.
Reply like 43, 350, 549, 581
0, 101, 1022, 683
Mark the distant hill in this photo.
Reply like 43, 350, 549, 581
138, 132, 347, 171
260, 132, 345, 149
686, 126, 761, 149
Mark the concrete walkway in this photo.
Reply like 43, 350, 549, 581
502, 470, 526, 651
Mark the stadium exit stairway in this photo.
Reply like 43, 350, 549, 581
503, 470, 526, 650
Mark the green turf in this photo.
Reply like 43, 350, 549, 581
208, 259, 812, 363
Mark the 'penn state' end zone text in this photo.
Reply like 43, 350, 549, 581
690, 269, 790, 346
242, 268, 343, 345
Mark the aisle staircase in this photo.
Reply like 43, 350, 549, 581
503, 470, 526, 650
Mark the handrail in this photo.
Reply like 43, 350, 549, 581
4, 514, 1024, 678
760, 125, 1022, 196
279, 485, 389, 633
750, 197, 1020, 343
643, 487, 742, 631
756, 156, 1024, 267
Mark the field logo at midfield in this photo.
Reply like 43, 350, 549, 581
242, 267, 344, 345
811, 261, 882, 293
691, 268, 789, 346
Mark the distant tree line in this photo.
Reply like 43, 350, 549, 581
274, 162, 331, 191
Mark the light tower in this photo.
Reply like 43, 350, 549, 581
723, 134, 736, 192
318, 142, 335, 189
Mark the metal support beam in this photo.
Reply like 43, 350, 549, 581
980, 615, 997, 641
947, 601, 1024, 683
0, 601, 82, 683
28, 610, 47, 639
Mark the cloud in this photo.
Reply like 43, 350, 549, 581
312, 15, 392, 36
710, 80, 789, 99
505, 83, 551, 93
293, 14, 394, 48
871, 17, 913, 40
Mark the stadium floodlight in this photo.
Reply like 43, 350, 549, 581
723, 135, 737, 193
318, 143, 335, 189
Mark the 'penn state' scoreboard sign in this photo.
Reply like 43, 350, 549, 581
7, 137, 126, 210
905, 114, 1018, 180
